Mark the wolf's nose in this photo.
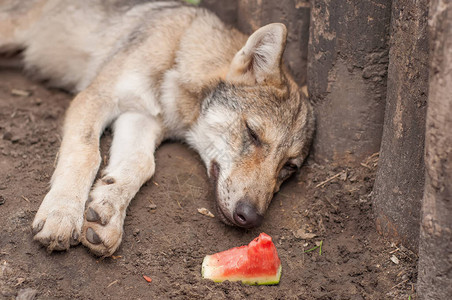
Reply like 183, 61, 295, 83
233, 201, 263, 228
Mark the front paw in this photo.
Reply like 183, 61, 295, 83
32, 193, 84, 251
80, 184, 126, 256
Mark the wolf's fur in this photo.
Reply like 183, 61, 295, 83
1, 0, 314, 256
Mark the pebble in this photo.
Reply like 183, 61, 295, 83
2, 132, 12, 141
16, 288, 37, 300
390, 255, 399, 265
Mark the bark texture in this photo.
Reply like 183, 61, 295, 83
417, 0, 452, 298
308, 0, 391, 165
236, 0, 311, 85
201, 0, 238, 25
372, 0, 429, 253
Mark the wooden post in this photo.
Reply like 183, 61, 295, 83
372, 0, 429, 252
201, 0, 238, 25
236, 0, 311, 85
417, 0, 452, 297
308, 0, 391, 165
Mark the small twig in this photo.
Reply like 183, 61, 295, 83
11, 89, 31, 97
107, 280, 119, 287
323, 197, 339, 211
362, 152, 379, 168
360, 163, 372, 169
368, 152, 379, 159
278, 192, 291, 198
315, 172, 344, 188
21, 195, 30, 203
391, 279, 409, 290
389, 247, 400, 254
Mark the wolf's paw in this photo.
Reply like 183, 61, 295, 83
32, 193, 84, 251
80, 177, 126, 256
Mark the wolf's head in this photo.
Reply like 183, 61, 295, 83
188, 24, 314, 228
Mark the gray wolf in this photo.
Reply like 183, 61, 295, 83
0, 0, 314, 256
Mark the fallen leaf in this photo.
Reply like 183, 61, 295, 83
143, 275, 152, 283
294, 228, 317, 240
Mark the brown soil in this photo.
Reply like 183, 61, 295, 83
0, 69, 417, 299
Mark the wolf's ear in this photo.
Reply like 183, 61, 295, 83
227, 23, 287, 86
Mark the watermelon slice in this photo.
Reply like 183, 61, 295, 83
201, 233, 282, 285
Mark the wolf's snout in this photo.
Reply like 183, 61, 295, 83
233, 201, 263, 228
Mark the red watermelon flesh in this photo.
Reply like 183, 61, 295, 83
201, 233, 282, 285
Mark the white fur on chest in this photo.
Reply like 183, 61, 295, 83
114, 69, 162, 118
113, 67, 192, 140
159, 69, 189, 139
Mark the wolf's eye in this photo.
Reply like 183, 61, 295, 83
246, 122, 261, 146
283, 162, 298, 172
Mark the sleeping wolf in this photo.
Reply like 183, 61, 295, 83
0, 0, 315, 256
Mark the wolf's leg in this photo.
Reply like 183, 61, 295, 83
81, 112, 162, 256
32, 89, 118, 251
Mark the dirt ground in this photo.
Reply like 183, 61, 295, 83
0, 68, 417, 299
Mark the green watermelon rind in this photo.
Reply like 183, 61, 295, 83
201, 255, 282, 286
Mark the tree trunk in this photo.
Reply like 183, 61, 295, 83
372, 0, 429, 253
236, 0, 311, 85
417, 0, 452, 298
200, 0, 238, 26
308, 0, 391, 165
